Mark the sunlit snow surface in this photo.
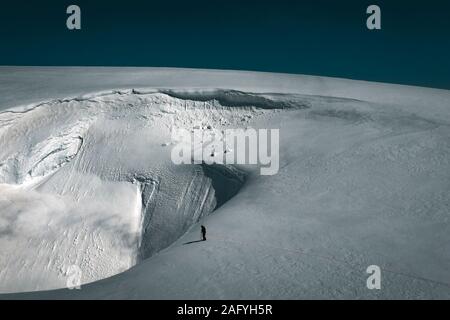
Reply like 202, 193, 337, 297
0, 67, 449, 299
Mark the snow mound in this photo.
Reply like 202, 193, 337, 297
0, 89, 277, 292
0, 71, 449, 299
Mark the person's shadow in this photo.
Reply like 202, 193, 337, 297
183, 240, 205, 245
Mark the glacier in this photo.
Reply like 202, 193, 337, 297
0, 67, 449, 299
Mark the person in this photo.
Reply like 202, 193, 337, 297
201, 225, 206, 241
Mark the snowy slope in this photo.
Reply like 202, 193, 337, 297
0, 67, 450, 299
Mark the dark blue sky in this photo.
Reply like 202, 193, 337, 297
0, 0, 449, 89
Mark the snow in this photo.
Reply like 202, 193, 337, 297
0, 67, 449, 299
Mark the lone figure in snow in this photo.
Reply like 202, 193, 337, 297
201, 225, 206, 241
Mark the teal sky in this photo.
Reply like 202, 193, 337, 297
0, 0, 449, 89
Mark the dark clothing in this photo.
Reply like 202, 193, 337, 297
201, 225, 206, 241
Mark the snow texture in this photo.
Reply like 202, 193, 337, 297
0, 67, 449, 299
